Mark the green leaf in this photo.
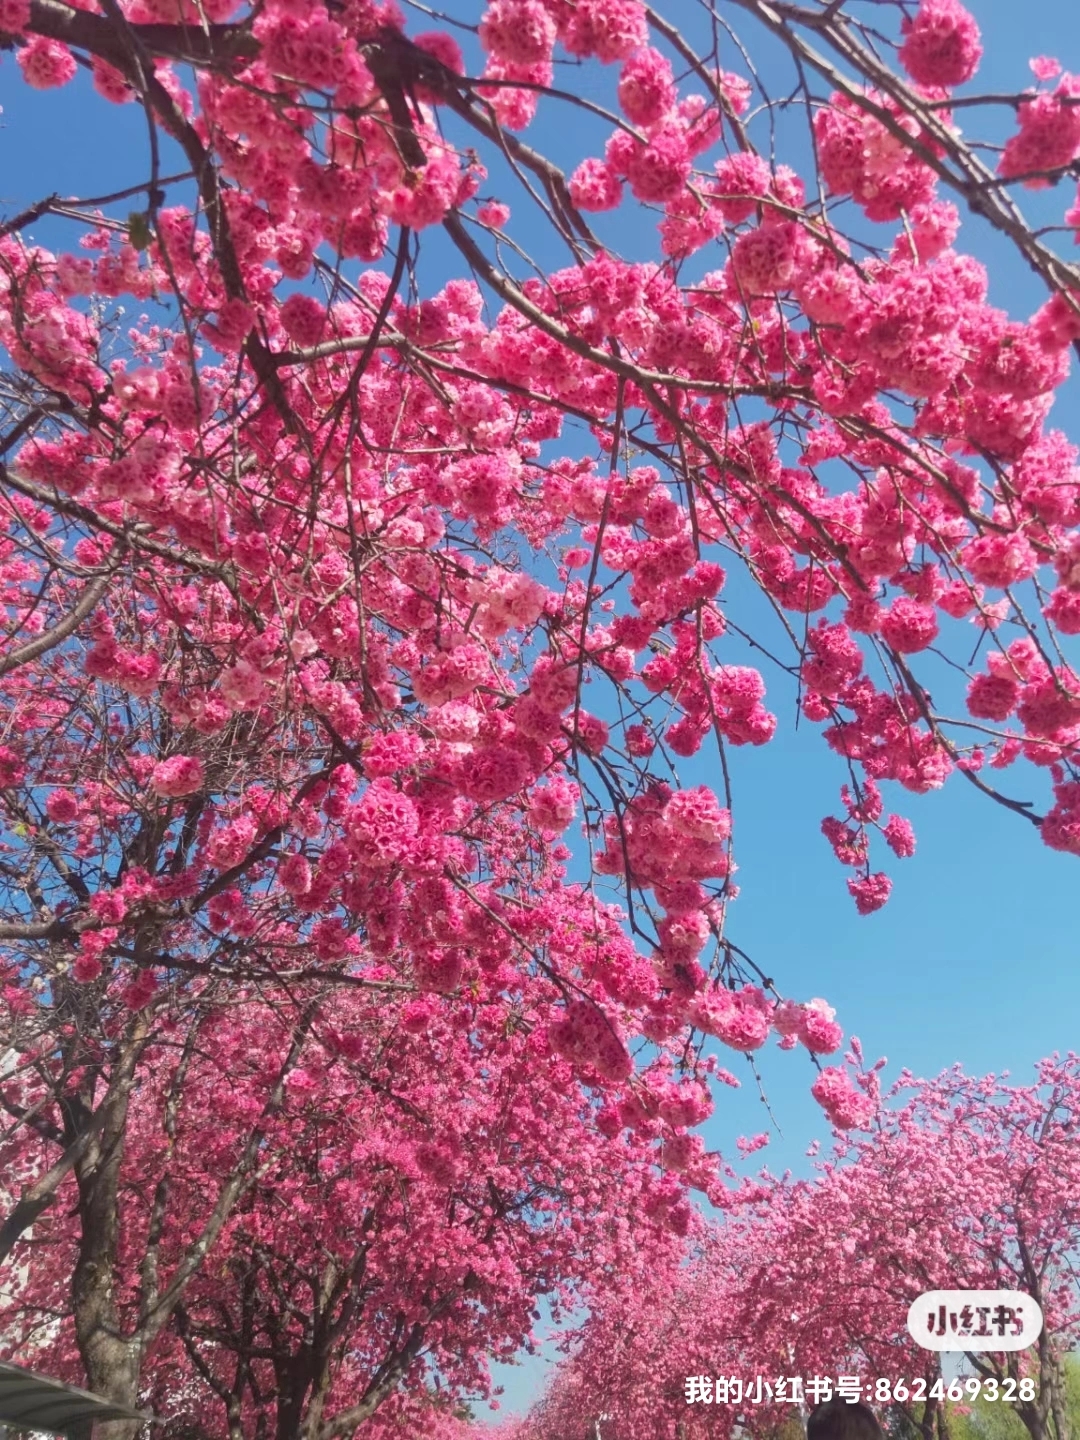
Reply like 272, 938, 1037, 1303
127, 211, 153, 252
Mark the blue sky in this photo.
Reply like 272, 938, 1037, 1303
3, 0, 1079, 1418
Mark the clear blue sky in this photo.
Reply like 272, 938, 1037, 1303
2, 0, 1078, 1418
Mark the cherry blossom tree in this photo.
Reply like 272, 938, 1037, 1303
507, 1055, 1080, 1440
726, 1054, 1080, 1440
0, 977, 693, 1437
3, 0, 1080, 1427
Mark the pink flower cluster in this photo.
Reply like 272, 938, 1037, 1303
548, 999, 633, 1082
898, 0, 982, 90
999, 74, 1080, 187
815, 92, 939, 221
686, 987, 844, 1058
811, 1066, 876, 1130
150, 755, 206, 798
772, 998, 845, 1055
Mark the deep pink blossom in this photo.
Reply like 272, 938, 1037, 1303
150, 755, 206, 797
17, 35, 77, 87
898, 0, 982, 89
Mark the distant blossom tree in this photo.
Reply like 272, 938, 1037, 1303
0, 978, 691, 1436
1, 0, 1080, 1427
507, 1054, 1080, 1440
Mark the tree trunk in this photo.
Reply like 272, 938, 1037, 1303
1039, 1337, 1070, 1440
274, 1352, 314, 1440
1016, 1364, 1049, 1440
1049, 1367, 1070, 1440
84, 1350, 145, 1440
70, 1019, 150, 1440
920, 1382, 938, 1440
936, 1396, 951, 1440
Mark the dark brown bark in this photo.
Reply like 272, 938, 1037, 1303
71, 1016, 152, 1440
919, 1374, 939, 1440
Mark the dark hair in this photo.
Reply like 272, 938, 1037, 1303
807, 1399, 886, 1440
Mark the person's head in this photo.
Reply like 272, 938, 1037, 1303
807, 1399, 886, 1440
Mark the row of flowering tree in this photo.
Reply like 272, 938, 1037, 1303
500, 1054, 1080, 1440
2, 0, 1080, 1427
1, 971, 697, 1438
